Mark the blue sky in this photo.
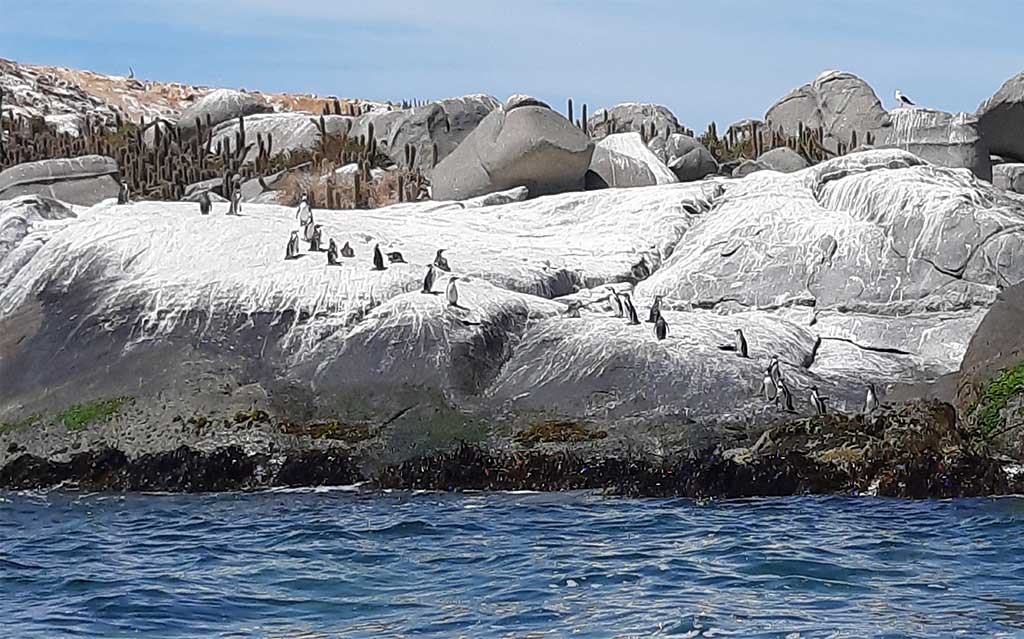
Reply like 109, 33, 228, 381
2, 1, 1022, 129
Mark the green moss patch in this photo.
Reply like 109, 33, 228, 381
515, 420, 608, 445
58, 397, 132, 432
973, 362, 1024, 437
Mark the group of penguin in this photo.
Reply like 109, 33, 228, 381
283, 194, 462, 308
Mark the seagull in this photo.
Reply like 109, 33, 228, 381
894, 89, 915, 108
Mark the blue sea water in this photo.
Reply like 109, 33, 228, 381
2, 490, 1023, 638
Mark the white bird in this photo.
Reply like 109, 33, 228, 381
894, 89, 915, 108
446, 277, 459, 307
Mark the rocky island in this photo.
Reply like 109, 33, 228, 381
2, 60, 1023, 497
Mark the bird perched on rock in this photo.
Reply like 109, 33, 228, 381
326, 238, 339, 265
372, 244, 386, 270
607, 287, 623, 317
422, 264, 435, 294
760, 369, 778, 404
654, 315, 668, 340
894, 89, 915, 108
228, 189, 241, 216
647, 295, 663, 324
309, 224, 324, 252
719, 328, 749, 358
285, 231, 301, 260
117, 180, 130, 205
623, 294, 640, 325
198, 190, 211, 216
387, 251, 406, 264
864, 383, 879, 415
810, 386, 827, 416
434, 249, 450, 272
341, 241, 355, 258
446, 277, 459, 307
767, 356, 782, 387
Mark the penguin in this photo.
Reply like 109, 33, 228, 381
302, 214, 316, 242
285, 231, 301, 260
309, 224, 324, 252
387, 251, 406, 264
767, 356, 782, 387
606, 287, 623, 318
654, 315, 668, 340
623, 294, 640, 325
117, 180, 130, 205
434, 249, 450, 272
372, 244, 386, 271
341, 241, 355, 258
779, 377, 795, 412
446, 276, 459, 307
422, 264, 435, 294
296, 194, 312, 227
647, 295, 663, 324
810, 386, 827, 416
864, 383, 879, 415
631, 256, 651, 280
198, 190, 211, 216
761, 370, 778, 404
326, 238, 339, 265
735, 329, 749, 358
229, 190, 241, 216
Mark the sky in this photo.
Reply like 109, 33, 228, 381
2, 0, 1022, 129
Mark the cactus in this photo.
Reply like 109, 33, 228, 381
432, 142, 439, 167
567, 98, 573, 124
582, 104, 588, 136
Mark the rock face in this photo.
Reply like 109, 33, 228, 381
431, 104, 594, 200
0, 196, 76, 288
732, 159, 767, 178
209, 113, 351, 163
2, 149, 1024, 463
757, 147, 808, 173
765, 70, 891, 153
994, 163, 1024, 193
648, 134, 718, 182
588, 103, 683, 140
385, 95, 500, 173
0, 156, 120, 205
177, 89, 273, 141
884, 108, 991, 180
349, 108, 405, 151
589, 133, 677, 188
977, 72, 1024, 163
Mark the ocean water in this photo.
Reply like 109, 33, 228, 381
2, 490, 1023, 638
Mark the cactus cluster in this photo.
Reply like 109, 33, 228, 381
698, 119, 873, 165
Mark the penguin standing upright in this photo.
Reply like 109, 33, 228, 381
117, 180, 130, 205
341, 241, 355, 258
198, 190, 211, 215
735, 329, 749, 358
434, 249, 450, 272
285, 231, 301, 260
229, 190, 241, 216
810, 386, 827, 416
446, 277, 459, 307
647, 295, 663, 323
372, 244, 386, 270
654, 315, 668, 340
607, 287, 623, 317
767, 356, 782, 387
326, 238, 339, 265
623, 294, 640, 325
761, 371, 778, 404
864, 383, 879, 414
303, 214, 316, 242
309, 224, 324, 251
422, 264, 435, 294
779, 377, 795, 412
296, 194, 312, 226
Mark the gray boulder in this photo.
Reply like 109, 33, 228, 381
431, 105, 594, 200
349, 108, 405, 151
977, 72, 1024, 162
765, 70, 891, 153
993, 163, 1024, 194
505, 94, 550, 110
589, 133, 677, 188
0, 156, 120, 206
732, 159, 767, 178
386, 94, 500, 172
757, 147, 808, 173
648, 134, 718, 182
588, 103, 683, 140
0, 195, 76, 289
209, 113, 352, 164
884, 108, 991, 180
177, 89, 273, 141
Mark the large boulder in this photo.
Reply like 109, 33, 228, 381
0, 196, 76, 288
208, 113, 352, 163
177, 89, 273, 141
589, 133, 677, 188
756, 147, 808, 173
0, 156, 120, 206
349, 108, 405, 151
431, 103, 594, 200
884, 108, 991, 181
732, 159, 766, 178
994, 163, 1024, 194
765, 70, 891, 153
588, 103, 683, 140
648, 134, 718, 182
386, 94, 500, 172
977, 72, 1024, 162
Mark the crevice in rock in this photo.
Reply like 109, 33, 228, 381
819, 335, 914, 356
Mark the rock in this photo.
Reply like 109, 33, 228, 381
209, 113, 351, 163
993, 163, 1024, 193
884, 108, 991, 180
461, 186, 530, 208
183, 178, 224, 199
589, 133, 677, 188
431, 105, 594, 200
0, 155, 120, 206
386, 94, 500, 173
717, 160, 743, 177
756, 147, 808, 173
588, 103, 683, 140
0, 196, 76, 288
505, 94, 550, 110
349, 109, 404, 150
177, 89, 273, 141
977, 72, 1024, 163
648, 134, 718, 182
732, 159, 767, 178
765, 70, 891, 153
